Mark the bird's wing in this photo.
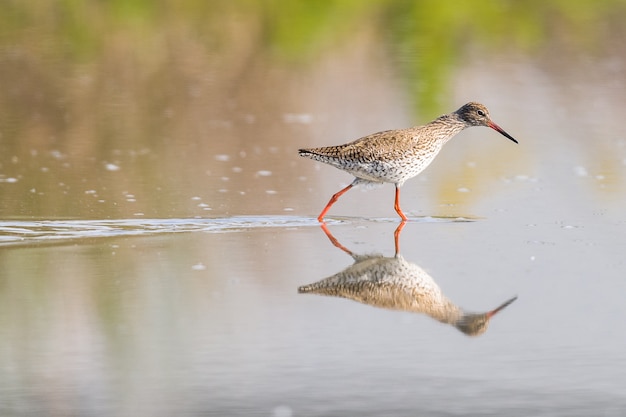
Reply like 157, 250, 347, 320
331, 129, 419, 162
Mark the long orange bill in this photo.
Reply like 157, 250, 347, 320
486, 296, 518, 318
488, 121, 518, 144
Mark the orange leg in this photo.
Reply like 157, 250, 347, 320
394, 185, 408, 221
320, 223, 353, 256
317, 184, 353, 222
393, 220, 406, 255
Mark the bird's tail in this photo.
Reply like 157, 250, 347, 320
298, 148, 339, 164
298, 148, 316, 157
297, 284, 313, 293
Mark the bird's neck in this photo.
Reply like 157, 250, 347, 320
413, 114, 467, 146
433, 114, 467, 140
427, 297, 464, 325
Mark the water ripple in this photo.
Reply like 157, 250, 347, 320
0, 215, 475, 246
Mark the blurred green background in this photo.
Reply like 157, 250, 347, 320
0, 0, 625, 218
2, 0, 624, 146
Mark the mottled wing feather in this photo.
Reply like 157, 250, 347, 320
304, 129, 419, 162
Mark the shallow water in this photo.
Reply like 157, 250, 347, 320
2, 2, 626, 416
2, 213, 626, 415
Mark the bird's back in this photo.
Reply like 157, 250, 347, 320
298, 115, 467, 185
299, 127, 443, 185
298, 254, 452, 316
299, 128, 415, 162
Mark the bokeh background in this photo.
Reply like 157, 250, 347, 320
1, 1, 626, 416
1, 0, 625, 218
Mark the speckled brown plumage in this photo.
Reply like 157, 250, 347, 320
298, 253, 517, 336
299, 102, 518, 221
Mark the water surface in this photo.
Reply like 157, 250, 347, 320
1, 2, 626, 416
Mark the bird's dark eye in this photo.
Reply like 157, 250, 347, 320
477, 110, 486, 117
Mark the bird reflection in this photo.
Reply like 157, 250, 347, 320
298, 223, 516, 336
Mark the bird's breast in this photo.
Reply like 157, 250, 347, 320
347, 144, 442, 184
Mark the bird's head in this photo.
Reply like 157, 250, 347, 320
455, 102, 518, 144
455, 296, 518, 336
